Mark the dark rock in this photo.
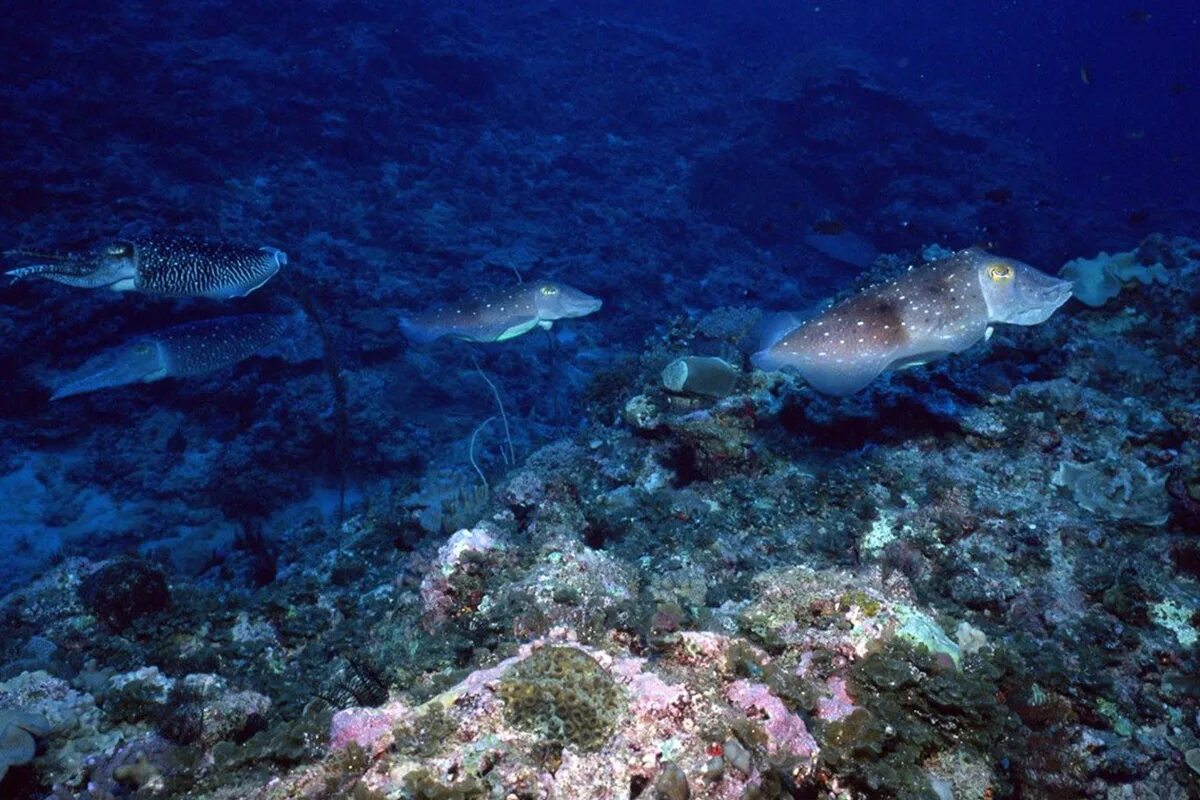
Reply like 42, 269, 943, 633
653, 761, 691, 800
78, 558, 170, 632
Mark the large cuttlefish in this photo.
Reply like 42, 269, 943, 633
5, 237, 286, 299
752, 248, 1073, 395
49, 313, 298, 399
399, 279, 602, 344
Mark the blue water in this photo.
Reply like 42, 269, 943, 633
0, 2, 1197, 797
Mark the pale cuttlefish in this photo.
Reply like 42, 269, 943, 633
752, 248, 1073, 396
5, 237, 286, 299
399, 280, 602, 344
49, 313, 299, 400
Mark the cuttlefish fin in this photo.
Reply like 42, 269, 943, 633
397, 316, 443, 345
797, 354, 895, 396
752, 347, 895, 397
889, 351, 952, 371
753, 311, 811, 352
494, 316, 542, 341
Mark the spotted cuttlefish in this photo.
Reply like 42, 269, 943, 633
49, 313, 298, 400
5, 237, 286, 299
399, 279, 602, 344
752, 248, 1073, 395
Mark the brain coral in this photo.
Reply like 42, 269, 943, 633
497, 647, 624, 750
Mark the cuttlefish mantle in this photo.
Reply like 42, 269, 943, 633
5, 237, 286, 299
752, 248, 1073, 395
399, 279, 602, 344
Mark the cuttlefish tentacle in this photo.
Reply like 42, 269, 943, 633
5, 237, 286, 298
753, 248, 1073, 395
49, 313, 297, 400
4, 249, 105, 286
399, 279, 602, 344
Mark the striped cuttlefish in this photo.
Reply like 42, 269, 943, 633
5, 237, 285, 299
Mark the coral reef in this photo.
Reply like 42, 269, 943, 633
0, 3, 1197, 799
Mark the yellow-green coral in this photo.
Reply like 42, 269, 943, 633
861, 510, 900, 555
839, 590, 881, 617
497, 647, 624, 750
1150, 599, 1197, 647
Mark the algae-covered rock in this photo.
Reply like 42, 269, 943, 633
0, 709, 49, 783
1053, 456, 1169, 526
819, 640, 1016, 799
78, 558, 170, 631
0, 670, 118, 785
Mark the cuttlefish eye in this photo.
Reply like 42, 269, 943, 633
987, 262, 1014, 283
106, 242, 131, 257
539, 284, 559, 296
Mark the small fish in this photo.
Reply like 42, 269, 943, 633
5, 237, 286, 299
399, 280, 601, 344
1169, 83, 1187, 96
1127, 209, 1151, 227
1126, 9, 1151, 23
752, 248, 1073, 395
49, 313, 296, 399
1080, 64, 1092, 86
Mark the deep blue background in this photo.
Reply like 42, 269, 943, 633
648, 0, 1199, 223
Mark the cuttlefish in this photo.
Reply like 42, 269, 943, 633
399, 280, 602, 344
49, 313, 298, 399
5, 237, 286, 299
752, 248, 1073, 395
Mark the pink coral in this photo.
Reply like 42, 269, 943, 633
418, 526, 503, 621
674, 630, 738, 667
725, 680, 818, 763
612, 657, 689, 721
329, 707, 398, 755
816, 676, 856, 722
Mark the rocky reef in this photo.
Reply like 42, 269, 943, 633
0, 234, 1196, 798
0, 2, 1198, 799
